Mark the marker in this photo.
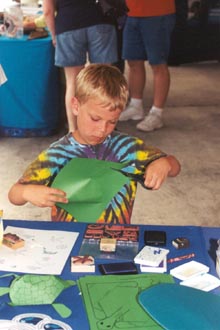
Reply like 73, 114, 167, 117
167, 253, 195, 264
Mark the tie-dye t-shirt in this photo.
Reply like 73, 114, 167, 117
19, 131, 166, 224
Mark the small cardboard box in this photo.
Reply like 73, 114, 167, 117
3, 233, 25, 250
100, 238, 117, 252
71, 255, 95, 273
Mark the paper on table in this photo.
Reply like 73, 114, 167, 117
51, 158, 130, 222
170, 260, 209, 281
0, 226, 79, 275
77, 273, 174, 330
180, 273, 220, 292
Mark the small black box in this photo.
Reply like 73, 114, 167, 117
98, 262, 138, 275
144, 230, 166, 246
172, 237, 190, 249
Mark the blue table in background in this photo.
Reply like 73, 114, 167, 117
0, 219, 219, 329
0, 34, 60, 137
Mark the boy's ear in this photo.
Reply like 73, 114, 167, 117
71, 97, 80, 115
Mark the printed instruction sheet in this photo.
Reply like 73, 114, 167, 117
0, 226, 79, 274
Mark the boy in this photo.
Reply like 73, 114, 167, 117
8, 64, 181, 224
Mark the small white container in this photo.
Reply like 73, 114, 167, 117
4, 3, 24, 38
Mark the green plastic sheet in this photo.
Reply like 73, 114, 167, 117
51, 158, 130, 222
77, 273, 174, 330
138, 283, 220, 330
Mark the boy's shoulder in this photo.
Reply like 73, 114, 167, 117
111, 130, 143, 144
49, 132, 76, 148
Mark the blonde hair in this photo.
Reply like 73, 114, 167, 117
75, 64, 129, 111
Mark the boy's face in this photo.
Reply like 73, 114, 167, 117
72, 97, 122, 145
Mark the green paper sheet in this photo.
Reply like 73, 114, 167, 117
51, 158, 130, 222
77, 274, 174, 330
0, 274, 75, 318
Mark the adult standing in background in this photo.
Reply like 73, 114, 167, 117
119, 0, 176, 132
43, 0, 118, 132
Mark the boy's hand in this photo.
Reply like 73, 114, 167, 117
22, 185, 68, 208
144, 156, 180, 190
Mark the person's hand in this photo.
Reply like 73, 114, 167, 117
144, 157, 172, 190
51, 35, 56, 47
23, 185, 68, 207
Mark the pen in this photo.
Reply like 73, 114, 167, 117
167, 253, 195, 264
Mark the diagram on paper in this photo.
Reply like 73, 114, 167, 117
0, 226, 79, 274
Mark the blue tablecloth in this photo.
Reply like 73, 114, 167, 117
0, 34, 60, 137
0, 220, 219, 329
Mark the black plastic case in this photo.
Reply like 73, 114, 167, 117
99, 262, 138, 275
144, 230, 166, 246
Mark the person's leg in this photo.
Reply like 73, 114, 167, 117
64, 65, 84, 132
136, 63, 170, 131
119, 17, 146, 121
151, 63, 170, 109
128, 60, 146, 99
119, 60, 145, 121
137, 14, 176, 132
55, 29, 88, 132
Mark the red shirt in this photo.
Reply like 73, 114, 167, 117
126, 0, 176, 17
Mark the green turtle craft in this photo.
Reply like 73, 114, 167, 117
0, 274, 76, 318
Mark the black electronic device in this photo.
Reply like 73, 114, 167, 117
144, 230, 166, 246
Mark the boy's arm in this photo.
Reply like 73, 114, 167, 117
144, 155, 181, 190
8, 183, 68, 208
